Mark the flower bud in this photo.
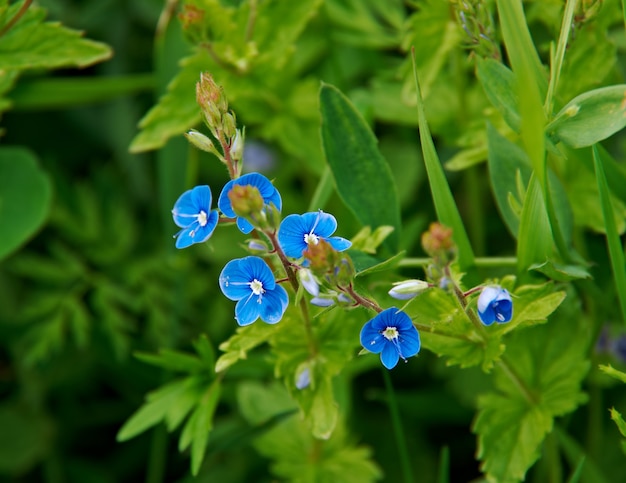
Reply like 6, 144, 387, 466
389, 279, 430, 300
298, 268, 320, 296
196, 73, 227, 129
227, 184, 264, 218
230, 129, 244, 162
246, 239, 268, 254
222, 112, 237, 139
185, 129, 220, 156
303, 239, 342, 276
422, 222, 457, 264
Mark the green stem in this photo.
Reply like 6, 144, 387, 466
0, 0, 32, 38
382, 369, 415, 483
266, 231, 317, 355
399, 257, 517, 268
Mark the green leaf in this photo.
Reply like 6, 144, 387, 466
409, 59, 475, 271
129, 51, 207, 153
353, 250, 405, 278
134, 348, 204, 373
546, 86, 626, 148
349, 225, 396, 255
473, 313, 590, 482
237, 382, 381, 482
516, 175, 553, 274
609, 408, 626, 438
117, 378, 195, 442
529, 261, 591, 282
599, 364, 626, 384
0, 3, 111, 70
190, 381, 221, 476
476, 58, 520, 132
0, 147, 52, 260
593, 145, 626, 325
319, 83, 401, 251
215, 321, 281, 372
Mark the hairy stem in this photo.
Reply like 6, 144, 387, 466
0, 0, 33, 38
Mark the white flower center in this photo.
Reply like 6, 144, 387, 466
249, 279, 265, 296
197, 210, 208, 227
304, 233, 319, 245
382, 326, 399, 341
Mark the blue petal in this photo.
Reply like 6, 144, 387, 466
235, 294, 262, 326
236, 217, 255, 234
310, 296, 335, 307
380, 343, 400, 369
174, 224, 197, 249
241, 256, 276, 290
327, 236, 352, 252
191, 210, 219, 242
477, 286, 501, 313
478, 307, 496, 326
398, 325, 421, 358
218, 179, 237, 218
278, 214, 309, 258
305, 211, 337, 238
217, 173, 281, 229
259, 285, 288, 324
219, 259, 252, 300
172, 185, 212, 227
360, 319, 385, 354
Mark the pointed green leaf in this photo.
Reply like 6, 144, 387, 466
0, 147, 52, 260
410, 62, 475, 270
529, 261, 591, 282
516, 175, 553, 274
0, 3, 111, 70
319, 83, 401, 251
190, 381, 221, 476
117, 379, 192, 442
476, 58, 520, 132
547, 86, 626, 148
599, 364, 626, 384
593, 145, 626, 325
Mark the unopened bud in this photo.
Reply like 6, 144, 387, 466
389, 279, 430, 300
185, 130, 219, 155
196, 73, 227, 128
246, 239, 268, 254
298, 268, 320, 296
227, 184, 264, 217
304, 239, 341, 276
230, 129, 244, 162
422, 222, 456, 263
222, 112, 237, 138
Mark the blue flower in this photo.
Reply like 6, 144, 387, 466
171, 185, 219, 249
477, 286, 513, 326
218, 173, 281, 234
219, 256, 288, 326
278, 210, 351, 259
360, 308, 420, 369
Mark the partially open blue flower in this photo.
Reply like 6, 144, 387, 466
219, 256, 288, 326
171, 185, 219, 249
278, 210, 351, 259
477, 286, 513, 326
218, 173, 281, 234
360, 308, 420, 369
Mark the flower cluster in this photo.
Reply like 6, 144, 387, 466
171, 74, 515, 372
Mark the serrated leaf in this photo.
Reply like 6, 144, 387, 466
320, 83, 401, 252
0, 3, 111, 70
609, 408, 626, 438
350, 225, 395, 254
0, 147, 52, 260
546, 86, 626, 148
474, 312, 590, 482
407, 288, 503, 371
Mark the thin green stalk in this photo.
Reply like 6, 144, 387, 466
0, 0, 32, 37
146, 424, 168, 483
544, 0, 579, 115
399, 257, 517, 268
382, 369, 414, 483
